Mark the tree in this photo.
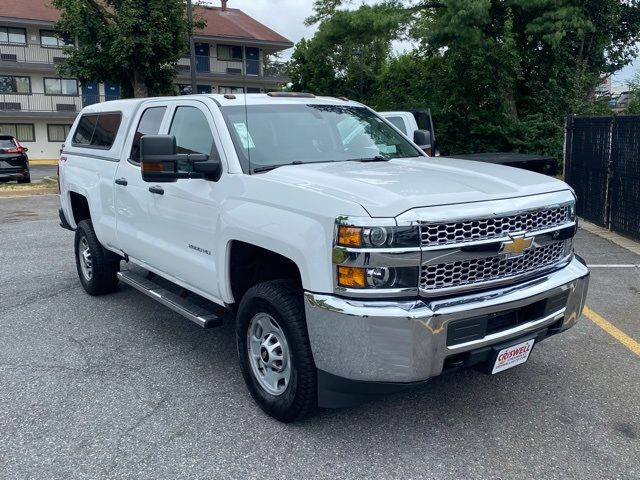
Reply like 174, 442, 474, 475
626, 70, 640, 114
52, 0, 200, 98
289, 4, 409, 102
300, 0, 640, 158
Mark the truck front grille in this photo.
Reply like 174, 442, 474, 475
420, 206, 570, 247
420, 241, 566, 292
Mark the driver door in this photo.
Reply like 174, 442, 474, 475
116, 99, 224, 301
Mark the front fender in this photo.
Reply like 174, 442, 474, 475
217, 199, 354, 304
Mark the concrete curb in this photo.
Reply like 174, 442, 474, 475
579, 218, 640, 256
30, 160, 58, 166
0, 188, 57, 198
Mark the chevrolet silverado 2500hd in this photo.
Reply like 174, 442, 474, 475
58, 93, 589, 422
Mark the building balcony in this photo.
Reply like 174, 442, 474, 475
0, 93, 119, 116
0, 43, 291, 84
0, 43, 66, 69
177, 56, 289, 82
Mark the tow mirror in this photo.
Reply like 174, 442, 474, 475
413, 129, 432, 155
140, 135, 215, 183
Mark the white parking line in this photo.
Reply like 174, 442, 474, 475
587, 264, 640, 268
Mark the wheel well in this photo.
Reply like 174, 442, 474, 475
229, 241, 302, 307
69, 191, 90, 225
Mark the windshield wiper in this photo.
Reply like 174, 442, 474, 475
252, 159, 340, 174
353, 155, 390, 162
253, 161, 303, 173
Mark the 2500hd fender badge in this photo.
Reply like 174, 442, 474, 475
189, 244, 212, 256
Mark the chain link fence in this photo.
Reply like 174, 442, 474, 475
565, 115, 640, 240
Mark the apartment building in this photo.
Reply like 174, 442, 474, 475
0, 0, 293, 161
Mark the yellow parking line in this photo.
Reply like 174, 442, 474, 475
583, 306, 640, 357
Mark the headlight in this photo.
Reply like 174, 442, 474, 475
336, 225, 420, 248
337, 266, 419, 289
334, 217, 422, 295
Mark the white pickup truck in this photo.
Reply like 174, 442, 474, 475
58, 93, 589, 422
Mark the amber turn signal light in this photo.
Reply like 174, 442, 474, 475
337, 266, 366, 288
337, 226, 363, 247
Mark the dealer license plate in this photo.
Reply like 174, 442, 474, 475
492, 339, 535, 374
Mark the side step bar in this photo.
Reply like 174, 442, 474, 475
117, 270, 223, 328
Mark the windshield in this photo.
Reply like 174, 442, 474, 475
220, 104, 423, 173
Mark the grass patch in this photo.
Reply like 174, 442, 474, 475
0, 177, 58, 196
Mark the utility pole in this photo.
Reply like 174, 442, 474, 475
187, 0, 197, 94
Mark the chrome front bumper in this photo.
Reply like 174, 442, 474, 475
304, 256, 589, 383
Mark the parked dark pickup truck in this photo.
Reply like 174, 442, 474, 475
0, 135, 30, 183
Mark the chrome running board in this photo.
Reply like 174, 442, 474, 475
117, 270, 223, 328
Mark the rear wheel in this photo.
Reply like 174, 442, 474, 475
236, 280, 317, 422
74, 219, 120, 295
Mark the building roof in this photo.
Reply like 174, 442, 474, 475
0, 1, 292, 47
195, 6, 292, 46
0, 0, 59, 23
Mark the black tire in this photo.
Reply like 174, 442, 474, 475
17, 176, 30, 184
74, 219, 120, 295
236, 280, 317, 422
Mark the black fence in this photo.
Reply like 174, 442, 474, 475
565, 115, 640, 240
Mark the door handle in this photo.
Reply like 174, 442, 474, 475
149, 186, 164, 195
115, 178, 128, 186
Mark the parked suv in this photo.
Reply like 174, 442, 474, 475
58, 94, 589, 422
0, 135, 30, 183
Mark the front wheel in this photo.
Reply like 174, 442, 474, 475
236, 280, 317, 422
74, 219, 120, 295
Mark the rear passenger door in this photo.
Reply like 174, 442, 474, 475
114, 102, 170, 265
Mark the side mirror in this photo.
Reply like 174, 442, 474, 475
140, 135, 215, 182
140, 135, 179, 183
22, 147, 29, 152
413, 129, 432, 155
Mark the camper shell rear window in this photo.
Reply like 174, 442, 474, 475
72, 112, 122, 149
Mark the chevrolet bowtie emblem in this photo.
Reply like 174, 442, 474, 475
501, 234, 533, 257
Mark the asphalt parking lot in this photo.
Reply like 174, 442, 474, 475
1, 195, 638, 480
29, 165, 57, 183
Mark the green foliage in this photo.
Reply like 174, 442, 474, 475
52, 0, 200, 98
626, 70, 640, 114
293, 0, 640, 159
289, 4, 409, 102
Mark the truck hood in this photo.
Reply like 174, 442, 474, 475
261, 157, 570, 218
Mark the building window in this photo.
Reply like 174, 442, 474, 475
0, 123, 35, 142
0, 75, 31, 94
40, 30, 73, 48
177, 84, 212, 95
47, 124, 72, 142
246, 88, 262, 94
219, 86, 244, 94
0, 27, 27, 45
217, 44, 243, 60
44, 78, 79, 96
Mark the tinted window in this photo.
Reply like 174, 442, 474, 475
169, 107, 214, 172
130, 107, 166, 163
386, 116, 407, 135
72, 113, 121, 148
0, 137, 16, 149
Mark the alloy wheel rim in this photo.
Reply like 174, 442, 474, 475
79, 236, 93, 281
247, 312, 291, 396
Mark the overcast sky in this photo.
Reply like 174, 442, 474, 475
213, 0, 638, 86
